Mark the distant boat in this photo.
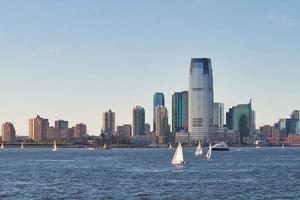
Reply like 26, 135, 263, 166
256, 146, 261, 149
171, 141, 185, 165
169, 143, 172, 149
1, 143, 4, 149
195, 141, 203, 157
205, 143, 212, 160
21, 143, 24, 149
87, 147, 96, 151
52, 141, 57, 152
282, 144, 285, 149
211, 142, 230, 151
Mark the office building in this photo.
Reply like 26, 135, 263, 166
55, 120, 69, 139
172, 91, 189, 133
153, 92, 165, 131
213, 103, 224, 127
226, 100, 255, 143
188, 58, 214, 143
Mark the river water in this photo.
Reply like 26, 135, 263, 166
0, 147, 299, 199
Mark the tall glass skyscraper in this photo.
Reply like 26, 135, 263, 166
132, 106, 145, 137
213, 103, 224, 127
188, 58, 214, 143
153, 92, 165, 131
172, 91, 188, 133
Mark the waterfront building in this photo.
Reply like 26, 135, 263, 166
145, 123, 151, 134
55, 120, 69, 139
29, 115, 49, 142
212, 127, 240, 145
116, 124, 132, 139
102, 110, 116, 136
188, 58, 214, 143
288, 110, 300, 135
132, 106, 145, 137
74, 123, 87, 138
172, 91, 189, 133
47, 126, 59, 140
226, 100, 255, 144
153, 92, 165, 131
156, 106, 169, 144
213, 103, 224, 127
1, 122, 16, 142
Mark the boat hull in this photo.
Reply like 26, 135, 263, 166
211, 148, 230, 151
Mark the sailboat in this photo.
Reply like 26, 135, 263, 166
195, 141, 203, 157
21, 143, 24, 149
169, 143, 172, 149
171, 141, 185, 165
205, 143, 212, 160
282, 144, 285, 149
1, 143, 4, 149
52, 140, 57, 152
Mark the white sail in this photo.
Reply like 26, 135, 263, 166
52, 140, 57, 151
195, 141, 203, 156
21, 143, 24, 149
282, 144, 285, 149
172, 142, 185, 165
205, 143, 212, 160
169, 143, 172, 149
1, 143, 4, 149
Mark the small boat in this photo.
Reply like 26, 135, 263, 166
87, 147, 96, 151
21, 143, 24, 149
282, 144, 285, 149
171, 141, 185, 165
195, 141, 203, 157
169, 143, 172, 149
52, 140, 57, 152
1, 143, 4, 149
205, 143, 212, 160
256, 146, 261, 149
211, 142, 230, 151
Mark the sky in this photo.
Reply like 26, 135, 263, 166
0, 0, 299, 135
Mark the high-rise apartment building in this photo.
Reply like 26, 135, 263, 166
1, 122, 16, 142
74, 123, 87, 138
55, 120, 69, 139
132, 106, 145, 137
188, 58, 214, 143
102, 110, 115, 136
29, 115, 49, 142
156, 106, 169, 144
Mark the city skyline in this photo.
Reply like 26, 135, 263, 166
0, 1, 300, 135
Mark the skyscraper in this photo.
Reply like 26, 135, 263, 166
156, 106, 169, 144
226, 100, 255, 143
102, 110, 116, 136
55, 120, 69, 139
74, 123, 87, 138
188, 58, 214, 143
1, 122, 16, 142
29, 115, 49, 142
213, 103, 224, 127
153, 92, 165, 131
132, 106, 145, 137
172, 91, 189, 133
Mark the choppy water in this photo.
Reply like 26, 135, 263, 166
0, 147, 299, 199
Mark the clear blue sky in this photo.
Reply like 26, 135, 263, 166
0, 0, 299, 135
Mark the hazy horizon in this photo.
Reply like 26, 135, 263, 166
0, 0, 299, 135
